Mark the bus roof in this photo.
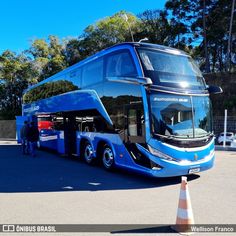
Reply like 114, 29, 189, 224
24, 42, 188, 93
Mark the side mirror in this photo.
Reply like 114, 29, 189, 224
207, 85, 223, 94
107, 76, 153, 86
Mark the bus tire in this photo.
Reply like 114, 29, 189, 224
102, 144, 114, 170
82, 141, 94, 165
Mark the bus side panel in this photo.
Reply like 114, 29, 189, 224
38, 129, 58, 151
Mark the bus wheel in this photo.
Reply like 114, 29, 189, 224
102, 145, 114, 170
83, 142, 94, 164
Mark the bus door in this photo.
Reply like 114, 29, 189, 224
63, 113, 77, 156
124, 104, 152, 167
125, 103, 145, 144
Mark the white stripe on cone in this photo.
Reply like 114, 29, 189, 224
179, 189, 191, 200
177, 208, 194, 220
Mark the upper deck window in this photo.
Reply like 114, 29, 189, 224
23, 80, 79, 104
137, 48, 206, 90
105, 50, 138, 78
82, 58, 103, 87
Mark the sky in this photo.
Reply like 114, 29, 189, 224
0, 0, 166, 54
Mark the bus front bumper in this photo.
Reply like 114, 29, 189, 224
148, 149, 215, 178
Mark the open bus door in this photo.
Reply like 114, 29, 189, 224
125, 103, 145, 144
63, 113, 77, 156
16, 116, 29, 144
124, 104, 152, 168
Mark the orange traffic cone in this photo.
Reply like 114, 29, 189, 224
172, 176, 194, 235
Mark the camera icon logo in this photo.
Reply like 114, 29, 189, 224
2, 225, 15, 232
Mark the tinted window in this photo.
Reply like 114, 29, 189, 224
68, 68, 81, 88
52, 115, 64, 130
128, 108, 143, 136
138, 48, 206, 90
38, 116, 51, 122
23, 80, 79, 104
82, 58, 103, 87
105, 51, 137, 77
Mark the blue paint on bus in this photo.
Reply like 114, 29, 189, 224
18, 42, 221, 177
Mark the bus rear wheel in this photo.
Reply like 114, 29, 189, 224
82, 141, 94, 165
102, 145, 114, 170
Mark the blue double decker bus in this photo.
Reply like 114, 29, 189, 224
19, 42, 222, 177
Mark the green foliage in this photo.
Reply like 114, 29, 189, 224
64, 39, 83, 66
165, 0, 236, 72
74, 11, 140, 58
0, 50, 35, 119
28, 35, 67, 82
137, 9, 189, 49
1, 6, 236, 119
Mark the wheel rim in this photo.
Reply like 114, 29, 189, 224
102, 147, 114, 169
84, 144, 93, 163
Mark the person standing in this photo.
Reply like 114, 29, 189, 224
28, 121, 39, 157
20, 121, 30, 155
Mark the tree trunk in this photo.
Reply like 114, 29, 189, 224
226, 0, 236, 72
203, 0, 210, 72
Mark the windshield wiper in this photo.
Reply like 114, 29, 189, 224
154, 133, 179, 140
154, 133, 213, 141
194, 133, 214, 139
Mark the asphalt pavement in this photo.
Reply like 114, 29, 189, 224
0, 143, 235, 236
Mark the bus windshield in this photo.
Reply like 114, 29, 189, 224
138, 48, 206, 90
150, 93, 212, 139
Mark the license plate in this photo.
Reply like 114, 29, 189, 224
188, 168, 200, 174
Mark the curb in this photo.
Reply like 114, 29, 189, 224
215, 145, 236, 151
0, 140, 18, 145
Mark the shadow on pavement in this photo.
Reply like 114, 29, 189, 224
111, 225, 175, 234
0, 145, 200, 193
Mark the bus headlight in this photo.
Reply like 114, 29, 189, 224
148, 145, 179, 162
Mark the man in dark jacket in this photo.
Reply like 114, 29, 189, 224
20, 121, 30, 154
28, 121, 39, 157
